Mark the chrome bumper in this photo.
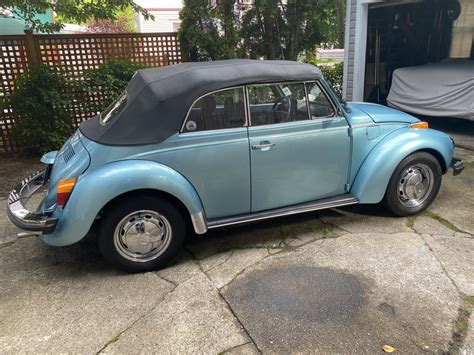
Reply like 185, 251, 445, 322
451, 158, 464, 176
7, 169, 57, 234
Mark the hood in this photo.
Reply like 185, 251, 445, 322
348, 102, 419, 124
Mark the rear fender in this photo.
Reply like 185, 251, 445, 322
40, 160, 204, 246
351, 128, 453, 203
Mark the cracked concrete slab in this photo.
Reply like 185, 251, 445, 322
0, 199, 19, 246
430, 150, 474, 235
103, 272, 250, 354
156, 251, 202, 285
421, 234, 474, 295
319, 206, 412, 234
223, 232, 461, 353
206, 247, 269, 289
0, 239, 175, 353
225, 342, 260, 354
412, 215, 457, 236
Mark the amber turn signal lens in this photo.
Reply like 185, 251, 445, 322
410, 121, 429, 129
57, 178, 77, 208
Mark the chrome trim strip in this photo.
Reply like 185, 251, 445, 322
349, 123, 378, 129
206, 194, 359, 230
191, 211, 207, 234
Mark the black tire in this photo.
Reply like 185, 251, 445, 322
98, 194, 186, 272
383, 152, 442, 217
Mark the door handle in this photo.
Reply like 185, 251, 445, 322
251, 142, 275, 151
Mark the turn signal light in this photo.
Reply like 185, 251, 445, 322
57, 178, 77, 208
410, 121, 429, 129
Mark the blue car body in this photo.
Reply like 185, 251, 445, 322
7, 60, 459, 248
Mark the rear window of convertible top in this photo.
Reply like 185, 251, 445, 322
100, 91, 127, 125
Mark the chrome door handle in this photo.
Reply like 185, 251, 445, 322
251, 142, 275, 151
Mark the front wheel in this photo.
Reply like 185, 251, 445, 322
98, 195, 186, 272
383, 152, 442, 216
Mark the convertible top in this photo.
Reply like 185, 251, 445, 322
80, 59, 322, 145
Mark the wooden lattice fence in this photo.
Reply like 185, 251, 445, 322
0, 31, 181, 152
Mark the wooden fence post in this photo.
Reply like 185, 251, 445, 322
24, 29, 40, 64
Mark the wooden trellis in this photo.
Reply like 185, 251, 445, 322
0, 31, 182, 152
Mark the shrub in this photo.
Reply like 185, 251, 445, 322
81, 59, 147, 113
319, 62, 344, 98
8, 64, 74, 155
304, 52, 344, 98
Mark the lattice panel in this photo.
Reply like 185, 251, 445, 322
35, 32, 181, 76
0, 35, 29, 152
0, 32, 182, 152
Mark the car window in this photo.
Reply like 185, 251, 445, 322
248, 82, 309, 126
183, 87, 246, 133
305, 82, 335, 118
100, 91, 127, 125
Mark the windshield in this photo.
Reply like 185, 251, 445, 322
100, 91, 127, 125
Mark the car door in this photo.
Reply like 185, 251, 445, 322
156, 87, 251, 219
247, 81, 351, 212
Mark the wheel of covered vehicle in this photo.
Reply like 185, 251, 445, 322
383, 152, 442, 216
98, 195, 186, 272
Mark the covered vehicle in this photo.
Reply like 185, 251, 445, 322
387, 59, 474, 120
7, 60, 464, 272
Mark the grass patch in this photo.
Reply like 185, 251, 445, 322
449, 296, 474, 353
322, 224, 334, 238
423, 210, 459, 232
0, 240, 16, 250
456, 308, 471, 335
406, 215, 418, 228
97, 333, 121, 353
466, 295, 474, 306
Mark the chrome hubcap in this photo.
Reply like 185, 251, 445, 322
397, 163, 434, 207
113, 210, 172, 262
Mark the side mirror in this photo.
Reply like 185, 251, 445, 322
341, 100, 352, 113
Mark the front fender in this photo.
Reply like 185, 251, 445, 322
351, 128, 454, 204
41, 160, 204, 246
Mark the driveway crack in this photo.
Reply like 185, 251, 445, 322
95, 282, 178, 354
191, 258, 263, 354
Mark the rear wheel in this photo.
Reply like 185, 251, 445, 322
383, 152, 442, 216
98, 195, 186, 272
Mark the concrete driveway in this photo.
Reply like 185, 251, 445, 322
1, 148, 473, 354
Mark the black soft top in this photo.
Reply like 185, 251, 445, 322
80, 59, 322, 146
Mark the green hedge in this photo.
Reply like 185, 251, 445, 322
304, 57, 344, 98
6, 60, 146, 155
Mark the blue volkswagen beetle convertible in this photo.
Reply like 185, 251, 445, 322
7, 60, 464, 272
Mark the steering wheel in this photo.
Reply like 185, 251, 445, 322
272, 96, 291, 122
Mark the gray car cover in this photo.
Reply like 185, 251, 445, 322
387, 59, 474, 120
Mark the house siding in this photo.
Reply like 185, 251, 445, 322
345, 0, 358, 101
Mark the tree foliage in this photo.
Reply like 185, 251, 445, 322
179, 0, 240, 61
179, 0, 345, 62
84, 5, 137, 33
0, 0, 151, 33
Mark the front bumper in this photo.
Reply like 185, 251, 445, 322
7, 169, 57, 234
451, 158, 464, 176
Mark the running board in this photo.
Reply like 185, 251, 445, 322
206, 194, 359, 230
